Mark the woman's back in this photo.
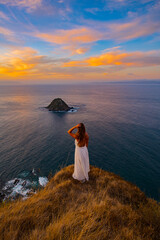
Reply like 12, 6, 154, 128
76, 133, 89, 147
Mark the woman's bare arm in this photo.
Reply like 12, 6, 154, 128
67, 124, 79, 139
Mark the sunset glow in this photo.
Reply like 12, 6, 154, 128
0, 0, 160, 83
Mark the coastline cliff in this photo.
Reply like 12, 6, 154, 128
0, 165, 160, 240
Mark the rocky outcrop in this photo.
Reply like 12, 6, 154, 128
46, 98, 72, 111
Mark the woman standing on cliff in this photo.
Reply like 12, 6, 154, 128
67, 123, 90, 183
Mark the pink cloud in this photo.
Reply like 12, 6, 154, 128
0, 26, 15, 41
0, 11, 10, 21
0, 0, 42, 12
108, 19, 160, 41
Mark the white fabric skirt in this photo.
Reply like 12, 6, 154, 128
72, 140, 90, 181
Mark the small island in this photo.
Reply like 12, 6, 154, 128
46, 98, 73, 112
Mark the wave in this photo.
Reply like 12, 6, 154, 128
1, 169, 48, 202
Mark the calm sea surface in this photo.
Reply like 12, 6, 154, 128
0, 84, 160, 200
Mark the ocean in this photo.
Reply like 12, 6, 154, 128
0, 83, 160, 201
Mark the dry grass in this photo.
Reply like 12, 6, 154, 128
0, 165, 160, 240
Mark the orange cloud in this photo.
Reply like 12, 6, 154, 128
87, 52, 128, 66
63, 60, 83, 67
62, 46, 90, 55
35, 27, 102, 55
63, 50, 160, 68
0, 47, 73, 80
75, 47, 89, 54
0, 47, 40, 78
36, 28, 102, 45
1, 47, 160, 82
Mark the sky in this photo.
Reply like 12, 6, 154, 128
0, 0, 160, 84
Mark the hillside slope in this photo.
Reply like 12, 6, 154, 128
0, 165, 160, 240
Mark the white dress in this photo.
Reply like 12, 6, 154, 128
72, 139, 90, 181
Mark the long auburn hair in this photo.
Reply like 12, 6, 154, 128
76, 123, 86, 146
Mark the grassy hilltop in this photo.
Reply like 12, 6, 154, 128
0, 165, 160, 240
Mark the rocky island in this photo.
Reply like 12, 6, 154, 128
46, 98, 73, 112
0, 165, 160, 240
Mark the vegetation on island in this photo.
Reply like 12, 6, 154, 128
0, 165, 160, 240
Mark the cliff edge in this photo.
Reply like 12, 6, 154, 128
0, 165, 160, 240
